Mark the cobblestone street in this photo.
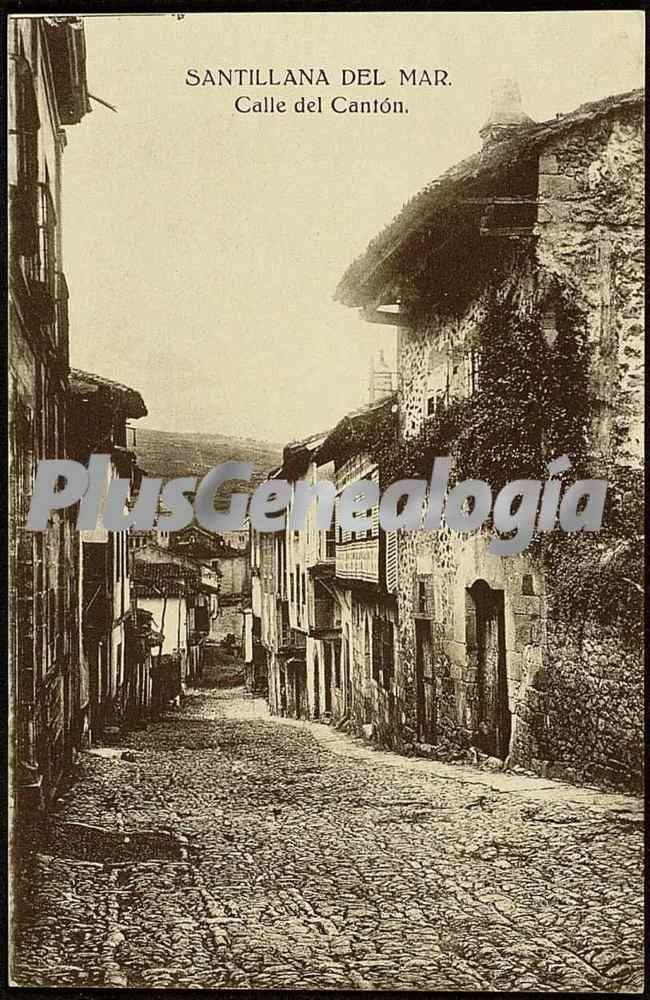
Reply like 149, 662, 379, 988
13, 684, 644, 992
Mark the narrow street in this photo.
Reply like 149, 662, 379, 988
13, 677, 643, 993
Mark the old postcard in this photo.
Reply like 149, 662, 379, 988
7, 9, 645, 992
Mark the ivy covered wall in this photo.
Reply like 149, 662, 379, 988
391, 108, 644, 791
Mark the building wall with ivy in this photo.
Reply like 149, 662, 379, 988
393, 107, 644, 791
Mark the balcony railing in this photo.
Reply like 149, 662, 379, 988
279, 625, 306, 652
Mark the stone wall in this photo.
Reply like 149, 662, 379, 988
393, 106, 644, 788
512, 618, 644, 792
535, 107, 645, 468
211, 602, 245, 647
397, 525, 543, 754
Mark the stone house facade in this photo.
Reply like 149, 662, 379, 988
316, 400, 400, 743
335, 83, 644, 790
132, 543, 220, 704
250, 399, 401, 742
8, 16, 91, 817
67, 370, 148, 740
250, 498, 304, 714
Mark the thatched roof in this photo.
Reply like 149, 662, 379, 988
69, 369, 147, 419
336, 87, 644, 308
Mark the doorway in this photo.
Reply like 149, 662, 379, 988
323, 643, 332, 713
344, 624, 352, 712
313, 651, 320, 719
467, 580, 511, 758
415, 620, 436, 744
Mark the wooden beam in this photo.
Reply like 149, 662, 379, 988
360, 307, 411, 327
458, 196, 539, 204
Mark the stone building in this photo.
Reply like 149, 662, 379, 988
171, 523, 249, 647
8, 16, 91, 816
249, 398, 401, 739
247, 516, 280, 696
282, 435, 338, 721
315, 397, 400, 742
67, 370, 148, 741
335, 83, 644, 790
132, 544, 220, 707
250, 462, 312, 718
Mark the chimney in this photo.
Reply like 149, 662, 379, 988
479, 78, 535, 146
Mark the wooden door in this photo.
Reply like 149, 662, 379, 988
415, 620, 436, 743
470, 581, 511, 758
313, 651, 320, 718
323, 643, 332, 713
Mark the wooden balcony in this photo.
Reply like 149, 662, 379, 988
279, 627, 307, 653
278, 600, 307, 652
311, 582, 340, 638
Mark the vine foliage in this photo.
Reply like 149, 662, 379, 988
318, 280, 642, 640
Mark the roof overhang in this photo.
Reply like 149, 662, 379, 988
43, 17, 91, 126
336, 88, 644, 310
69, 369, 147, 419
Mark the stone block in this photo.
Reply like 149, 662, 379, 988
538, 153, 559, 174
515, 623, 533, 649
539, 173, 579, 198
512, 596, 542, 616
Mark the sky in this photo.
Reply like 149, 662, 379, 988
62, 11, 644, 445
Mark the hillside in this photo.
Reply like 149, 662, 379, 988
135, 428, 283, 509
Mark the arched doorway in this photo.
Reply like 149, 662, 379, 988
466, 580, 511, 758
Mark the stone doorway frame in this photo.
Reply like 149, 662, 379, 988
466, 579, 511, 758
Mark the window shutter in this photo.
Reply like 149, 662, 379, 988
385, 530, 399, 593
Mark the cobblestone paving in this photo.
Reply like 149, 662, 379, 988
12, 687, 644, 991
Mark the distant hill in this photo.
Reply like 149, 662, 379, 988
135, 428, 283, 510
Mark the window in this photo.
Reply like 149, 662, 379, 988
301, 572, 306, 606
426, 347, 448, 417
325, 525, 336, 559
542, 309, 558, 348
467, 347, 480, 395
372, 617, 395, 690
352, 490, 366, 542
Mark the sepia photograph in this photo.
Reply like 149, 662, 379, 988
7, 8, 645, 992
